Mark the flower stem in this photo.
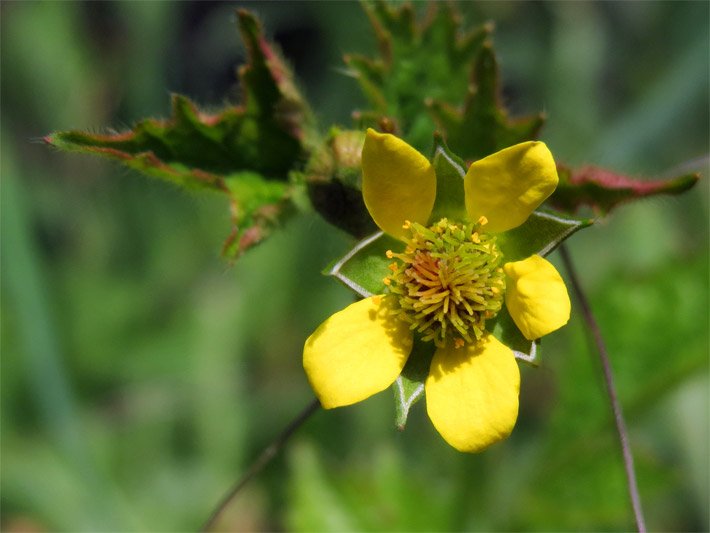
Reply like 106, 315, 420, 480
559, 244, 646, 533
200, 398, 321, 532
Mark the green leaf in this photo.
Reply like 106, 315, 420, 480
326, 232, 400, 297
45, 10, 314, 257
551, 164, 700, 215
497, 210, 593, 262
429, 42, 545, 160
393, 339, 435, 430
220, 173, 295, 257
349, 1, 489, 148
429, 134, 468, 223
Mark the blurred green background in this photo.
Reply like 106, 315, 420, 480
1, 2, 708, 531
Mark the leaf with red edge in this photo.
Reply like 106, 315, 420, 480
45, 10, 314, 257
551, 164, 700, 215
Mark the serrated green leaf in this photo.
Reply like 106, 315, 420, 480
45, 10, 314, 257
350, 1, 489, 148
551, 164, 700, 215
429, 134, 468, 222
46, 10, 310, 182
46, 94, 301, 183
429, 42, 545, 160
327, 232, 400, 297
393, 339, 435, 430
497, 210, 593, 262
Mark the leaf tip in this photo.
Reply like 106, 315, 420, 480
670, 172, 701, 194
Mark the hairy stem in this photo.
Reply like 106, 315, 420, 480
200, 398, 321, 532
559, 244, 646, 533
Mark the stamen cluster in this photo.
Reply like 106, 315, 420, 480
385, 218, 505, 348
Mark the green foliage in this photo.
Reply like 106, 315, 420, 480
41, 2, 699, 260
5, 1, 707, 531
428, 43, 545, 160
552, 164, 700, 215
347, 1, 489, 148
45, 10, 313, 257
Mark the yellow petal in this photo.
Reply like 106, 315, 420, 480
303, 296, 413, 409
426, 334, 520, 453
362, 129, 436, 239
464, 141, 558, 233
504, 255, 571, 340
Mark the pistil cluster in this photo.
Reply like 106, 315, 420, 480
385, 217, 505, 348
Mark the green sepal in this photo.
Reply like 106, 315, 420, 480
551, 164, 700, 215
326, 232, 401, 298
429, 134, 468, 223
428, 42, 545, 160
305, 129, 378, 239
497, 210, 593, 262
45, 10, 313, 258
489, 307, 540, 367
393, 338, 435, 430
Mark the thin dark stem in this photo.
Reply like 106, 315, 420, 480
559, 244, 646, 533
200, 398, 321, 532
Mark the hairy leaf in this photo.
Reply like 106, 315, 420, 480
45, 10, 314, 257
428, 42, 545, 160
347, 1, 489, 148
551, 164, 700, 215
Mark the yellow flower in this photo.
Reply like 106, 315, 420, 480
303, 129, 571, 452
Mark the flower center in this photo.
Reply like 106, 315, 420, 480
385, 217, 505, 348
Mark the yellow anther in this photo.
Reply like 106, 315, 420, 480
384, 217, 505, 349
372, 295, 383, 305
402, 220, 412, 230
478, 215, 488, 226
